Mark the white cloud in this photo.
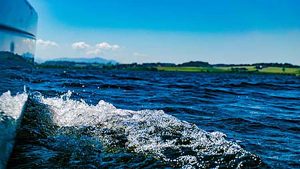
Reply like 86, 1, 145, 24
96, 42, 120, 50
72, 41, 90, 50
23, 39, 35, 50
70, 41, 120, 56
86, 48, 102, 55
23, 39, 35, 44
37, 39, 58, 47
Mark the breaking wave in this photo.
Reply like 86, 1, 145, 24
20, 91, 262, 168
0, 91, 28, 168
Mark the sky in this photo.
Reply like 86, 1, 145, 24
28, 0, 300, 64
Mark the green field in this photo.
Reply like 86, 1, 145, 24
156, 66, 300, 75
216, 66, 257, 71
156, 66, 224, 73
258, 67, 300, 74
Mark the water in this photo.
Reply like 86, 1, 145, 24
0, 52, 33, 168
3, 69, 300, 168
0, 91, 27, 168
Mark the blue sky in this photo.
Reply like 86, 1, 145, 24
28, 0, 300, 64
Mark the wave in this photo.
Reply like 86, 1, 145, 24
24, 91, 262, 168
225, 82, 285, 90
0, 91, 28, 168
111, 74, 145, 81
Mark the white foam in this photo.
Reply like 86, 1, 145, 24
38, 91, 260, 168
0, 91, 28, 119
0, 91, 28, 168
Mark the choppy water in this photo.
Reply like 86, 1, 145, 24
3, 69, 300, 168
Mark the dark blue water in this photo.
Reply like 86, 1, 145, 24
8, 69, 300, 168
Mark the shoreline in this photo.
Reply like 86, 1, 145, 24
155, 66, 300, 76
36, 60, 300, 76
36, 65, 300, 76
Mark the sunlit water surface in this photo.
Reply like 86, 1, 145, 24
4, 69, 300, 168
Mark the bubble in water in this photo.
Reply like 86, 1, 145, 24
37, 91, 262, 168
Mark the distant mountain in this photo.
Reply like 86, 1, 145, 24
49, 57, 118, 65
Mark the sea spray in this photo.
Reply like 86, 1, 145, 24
8, 92, 169, 168
0, 91, 28, 168
33, 91, 262, 168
